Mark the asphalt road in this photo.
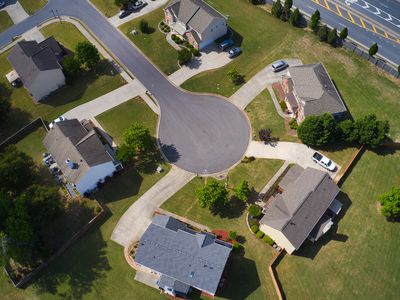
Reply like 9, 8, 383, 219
292, 0, 400, 65
0, 0, 250, 175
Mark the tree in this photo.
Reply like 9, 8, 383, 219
310, 10, 320, 31
297, 113, 338, 146
229, 231, 237, 241
259, 128, 272, 143
284, 0, 292, 11
123, 122, 153, 154
227, 67, 244, 85
234, 180, 250, 202
327, 27, 337, 46
271, 0, 283, 18
289, 8, 300, 26
139, 19, 150, 33
196, 180, 229, 212
0, 146, 36, 195
61, 56, 81, 81
339, 27, 348, 40
0, 97, 10, 122
75, 41, 100, 69
177, 48, 192, 65
368, 42, 378, 56
248, 204, 262, 218
356, 114, 389, 147
116, 143, 136, 163
318, 25, 329, 42
379, 187, 400, 220
339, 119, 359, 143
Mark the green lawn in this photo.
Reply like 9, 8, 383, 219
0, 22, 125, 142
14, 126, 47, 164
91, 0, 120, 17
119, 7, 180, 75
162, 158, 284, 299
182, 0, 400, 139
19, 0, 47, 15
96, 97, 158, 144
0, 10, 13, 33
276, 149, 400, 299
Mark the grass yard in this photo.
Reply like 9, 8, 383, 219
162, 158, 284, 299
91, 0, 120, 17
276, 149, 400, 299
119, 7, 180, 75
182, 0, 400, 139
96, 97, 158, 144
0, 10, 13, 33
14, 126, 47, 164
0, 22, 125, 142
19, 0, 47, 15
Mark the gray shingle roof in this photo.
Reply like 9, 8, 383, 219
166, 0, 226, 34
43, 119, 113, 184
260, 166, 340, 250
158, 275, 191, 295
8, 37, 63, 90
135, 215, 232, 295
289, 63, 347, 117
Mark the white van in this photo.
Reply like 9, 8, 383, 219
271, 60, 288, 72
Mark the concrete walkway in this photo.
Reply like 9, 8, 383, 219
22, 27, 45, 42
111, 166, 195, 247
246, 140, 341, 178
109, 0, 168, 27
3, 1, 29, 24
230, 58, 302, 109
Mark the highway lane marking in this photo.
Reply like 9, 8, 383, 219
324, 0, 331, 10
336, 4, 343, 17
347, 11, 356, 23
360, 17, 366, 28
372, 24, 377, 33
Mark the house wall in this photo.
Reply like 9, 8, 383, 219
29, 68, 65, 101
76, 161, 116, 194
259, 224, 296, 254
198, 18, 227, 50
164, 9, 174, 24
185, 31, 199, 49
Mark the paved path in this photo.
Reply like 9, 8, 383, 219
108, 0, 168, 27
22, 27, 45, 42
246, 141, 341, 178
111, 166, 195, 247
230, 59, 302, 109
3, 1, 28, 24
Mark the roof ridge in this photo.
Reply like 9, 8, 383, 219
75, 130, 95, 147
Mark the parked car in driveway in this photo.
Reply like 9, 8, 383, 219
49, 116, 67, 129
118, 9, 132, 19
312, 152, 336, 171
218, 39, 234, 51
0, 1, 5, 9
228, 47, 241, 58
129, 0, 147, 10
271, 60, 288, 72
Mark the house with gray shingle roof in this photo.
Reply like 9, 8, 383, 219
260, 165, 342, 254
164, 0, 227, 50
43, 119, 121, 195
281, 62, 347, 123
134, 215, 232, 298
7, 36, 66, 102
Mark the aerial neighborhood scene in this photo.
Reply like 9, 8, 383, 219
0, 0, 399, 299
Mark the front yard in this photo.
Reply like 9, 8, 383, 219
0, 10, 13, 33
91, 0, 120, 17
119, 6, 180, 75
19, 0, 48, 15
0, 22, 125, 142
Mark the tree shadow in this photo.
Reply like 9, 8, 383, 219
369, 144, 397, 157
159, 142, 181, 163
32, 220, 111, 299
294, 191, 352, 259
217, 197, 246, 219
135, 144, 165, 174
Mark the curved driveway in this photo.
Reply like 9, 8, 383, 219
0, 0, 250, 175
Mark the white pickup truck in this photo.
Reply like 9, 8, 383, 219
312, 152, 336, 171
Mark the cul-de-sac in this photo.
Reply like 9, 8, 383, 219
0, 0, 399, 299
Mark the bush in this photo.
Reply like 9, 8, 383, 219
379, 187, 400, 219
310, 10, 320, 31
255, 230, 264, 239
318, 25, 329, 42
248, 204, 262, 218
263, 234, 274, 246
271, 0, 283, 18
327, 27, 337, 46
289, 118, 299, 130
177, 48, 192, 65
139, 19, 150, 33
340, 27, 348, 40
227, 67, 244, 85
190, 48, 200, 56
279, 101, 287, 111
95, 206, 102, 214
229, 231, 237, 240
250, 224, 259, 233
369, 42, 378, 56
171, 34, 177, 40
289, 8, 300, 26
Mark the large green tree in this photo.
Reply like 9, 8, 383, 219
379, 187, 400, 220
356, 114, 389, 147
123, 122, 153, 154
234, 180, 251, 202
298, 113, 338, 146
196, 180, 229, 213
339, 119, 359, 143
62, 56, 81, 81
75, 41, 100, 69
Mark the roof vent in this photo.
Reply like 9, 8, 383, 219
189, 271, 195, 278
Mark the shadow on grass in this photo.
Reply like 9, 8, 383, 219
218, 197, 247, 219
33, 218, 111, 299
136, 144, 165, 174
294, 191, 352, 260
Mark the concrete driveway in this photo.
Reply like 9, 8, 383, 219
246, 141, 341, 178
2, 1, 28, 24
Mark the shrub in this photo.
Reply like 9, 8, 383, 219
171, 34, 177, 40
369, 42, 378, 56
232, 241, 240, 251
379, 187, 400, 219
271, 0, 283, 18
327, 27, 337, 46
227, 67, 244, 85
279, 101, 287, 111
248, 204, 262, 218
289, 8, 300, 26
177, 48, 192, 65
310, 10, 320, 31
339, 27, 348, 40
255, 230, 264, 239
95, 206, 102, 214
289, 118, 299, 130
139, 19, 150, 33
263, 234, 274, 246
318, 25, 329, 42
229, 231, 237, 240
250, 224, 259, 233
191, 48, 200, 56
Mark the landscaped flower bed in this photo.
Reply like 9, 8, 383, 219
158, 21, 171, 33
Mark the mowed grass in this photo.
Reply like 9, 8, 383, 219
91, 0, 120, 17
182, 0, 400, 139
119, 7, 180, 75
96, 97, 158, 144
15, 126, 47, 164
19, 0, 47, 15
276, 149, 400, 299
162, 158, 284, 299
0, 22, 125, 142
0, 11, 13, 33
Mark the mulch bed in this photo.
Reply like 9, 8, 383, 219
272, 82, 285, 101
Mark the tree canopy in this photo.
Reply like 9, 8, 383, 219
62, 56, 81, 81
0, 97, 10, 122
379, 187, 400, 220
234, 180, 251, 202
356, 114, 389, 147
75, 41, 100, 69
196, 180, 229, 213
297, 113, 338, 146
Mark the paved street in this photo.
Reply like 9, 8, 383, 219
0, 0, 250, 175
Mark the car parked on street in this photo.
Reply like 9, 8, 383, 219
218, 39, 234, 51
271, 60, 288, 72
228, 47, 241, 58
312, 152, 336, 171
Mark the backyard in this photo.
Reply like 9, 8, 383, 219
0, 10, 13, 33
0, 22, 125, 142
19, 0, 48, 15
119, 6, 180, 75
